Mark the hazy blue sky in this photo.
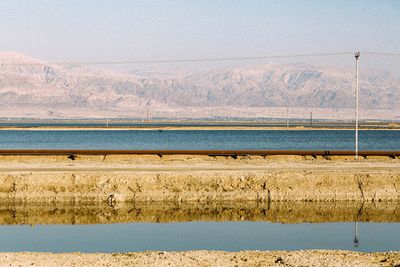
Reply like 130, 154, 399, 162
0, 0, 399, 69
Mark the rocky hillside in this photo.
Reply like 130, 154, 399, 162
0, 51, 399, 119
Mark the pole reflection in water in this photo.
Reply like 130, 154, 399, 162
354, 221, 359, 248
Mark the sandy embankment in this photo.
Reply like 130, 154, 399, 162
0, 154, 399, 203
0, 250, 399, 267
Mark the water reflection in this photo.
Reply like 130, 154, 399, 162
0, 201, 399, 225
354, 221, 359, 248
0, 201, 399, 252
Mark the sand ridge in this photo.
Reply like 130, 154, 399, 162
0, 125, 399, 131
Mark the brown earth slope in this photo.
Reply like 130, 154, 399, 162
0, 155, 399, 203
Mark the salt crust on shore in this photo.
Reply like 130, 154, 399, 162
0, 250, 399, 267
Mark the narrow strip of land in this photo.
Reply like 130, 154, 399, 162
1, 165, 400, 173
0, 125, 399, 131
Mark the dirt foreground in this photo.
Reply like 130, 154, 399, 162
0, 250, 398, 267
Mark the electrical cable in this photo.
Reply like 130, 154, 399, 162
1, 52, 354, 66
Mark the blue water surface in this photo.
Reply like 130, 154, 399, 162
0, 130, 398, 150
0, 222, 398, 253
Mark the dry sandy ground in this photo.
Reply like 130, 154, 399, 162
0, 250, 399, 267
0, 155, 399, 203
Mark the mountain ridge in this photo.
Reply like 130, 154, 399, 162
0, 51, 399, 120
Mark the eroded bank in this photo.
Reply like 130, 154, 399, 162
0, 154, 399, 203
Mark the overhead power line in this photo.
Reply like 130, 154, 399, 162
1, 51, 399, 66
50, 52, 355, 65
2, 52, 354, 66
363, 52, 400, 57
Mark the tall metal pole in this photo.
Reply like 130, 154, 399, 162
286, 108, 289, 128
355, 52, 360, 160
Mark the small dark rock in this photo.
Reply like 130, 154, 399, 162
275, 257, 284, 264
68, 154, 76, 160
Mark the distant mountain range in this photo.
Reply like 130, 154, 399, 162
0, 51, 399, 120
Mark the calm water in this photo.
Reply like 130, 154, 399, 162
0, 130, 399, 150
0, 222, 398, 252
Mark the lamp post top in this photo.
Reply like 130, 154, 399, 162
355, 52, 360, 59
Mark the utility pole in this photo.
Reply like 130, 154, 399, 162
145, 101, 152, 123
286, 108, 289, 128
355, 52, 360, 160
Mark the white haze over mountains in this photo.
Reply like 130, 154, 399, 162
0, 51, 399, 121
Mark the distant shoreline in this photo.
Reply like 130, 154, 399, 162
0, 125, 399, 131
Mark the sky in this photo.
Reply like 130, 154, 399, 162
0, 0, 399, 71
